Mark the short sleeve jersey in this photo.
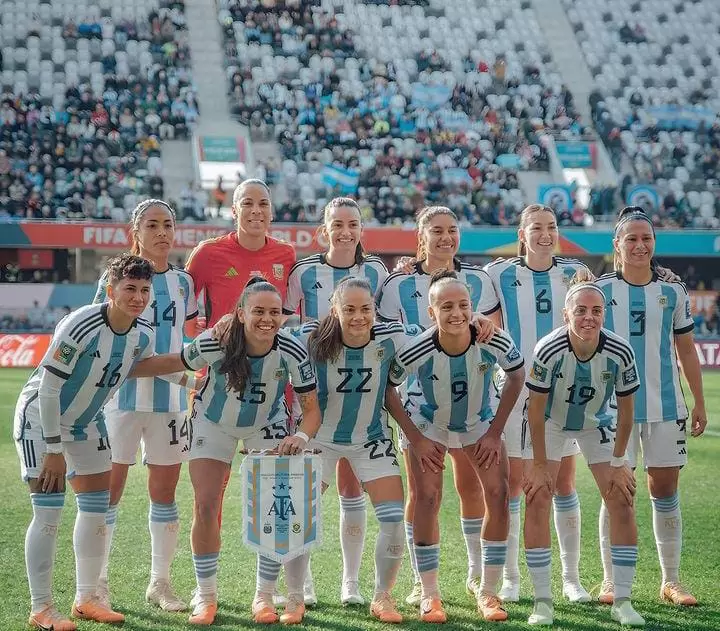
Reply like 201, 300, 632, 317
483, 256, 590, 367
377, 259, 500, 327
390, 327, 524, 433
186, 233, 296, 326
294, 321, 421, 444
94, 264, 198, 412
14, 304, 155, 442
284, 254, 389, 320
181, 329, 316, 436
526, 326, 640, 431
595, 271, 694, 423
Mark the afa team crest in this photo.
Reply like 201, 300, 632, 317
273, 264, 284, 279
241, 453, 323, 562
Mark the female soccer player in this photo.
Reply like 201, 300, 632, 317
483, 204, 592, 602
595, 207, 707, 606
283, 197, 388, 605
377, 206, 502, 607
387, 270, 525, 623
131, 279, 322, 626
251, 277, 415, 624
523, 281, 644, 627
14, 254, 156, 631
95, 200, 198, 612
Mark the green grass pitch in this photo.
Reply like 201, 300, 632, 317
0, 368, 718, 630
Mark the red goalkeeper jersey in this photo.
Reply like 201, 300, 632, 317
186, 232, 296, 327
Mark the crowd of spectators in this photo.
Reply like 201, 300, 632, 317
0, 302, 71, 332
0, 0, 198, 222
219, 0, 587, 225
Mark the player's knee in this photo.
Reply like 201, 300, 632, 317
554, 476, 576, 497
482, 478, 509, 511
415, 483, 442, 513
453, 471, 482, 500
605, 494, 636, 524
193, 494, 221, 524
525, 486, 552, 513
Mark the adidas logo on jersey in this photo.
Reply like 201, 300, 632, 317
429, 374, 439, 380
411, 291, 423, 298
312, 281, 323, 289
225, 267, 239, 278
93, 350, 101, 358
608, 299, 618, 306
511, 280, 522, 287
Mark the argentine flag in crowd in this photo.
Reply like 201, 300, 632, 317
322, 164, 360, 194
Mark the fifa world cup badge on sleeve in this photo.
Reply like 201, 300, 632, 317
53, 341, 77, 365
240, 453, 323, 562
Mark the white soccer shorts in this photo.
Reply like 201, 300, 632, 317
627, 420, 688, 470
16, 435, 112, 482
521, 419, 615, 465
308, 437, 401, 488
106, 409, 190, 466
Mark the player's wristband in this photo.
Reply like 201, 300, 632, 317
610, 456, 626, 468
295, 431, 310, 444
45, 441, 63, 455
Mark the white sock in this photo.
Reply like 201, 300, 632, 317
285, 553, 309, 599
599, 501, 612, 583
74, 491, 110, 603
99, 504, 118, 583
404, 521, 420, 583
479, 539, 507, 596
256, 555, 282, 599
149, 502, 179, 582
193, 553, 219, 597
504, 496, 521, 583
461, 517, 483, 583
339, 495, 366, 584
553, 492, 581, 584
526, 547, 552, 601
610, 545, 637, 601
373, 502, 404, 595
651, 494, 681, 584
26, 493, 64, 613
415, 544, 441, 599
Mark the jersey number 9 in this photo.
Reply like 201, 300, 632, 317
451, 380, 468, 402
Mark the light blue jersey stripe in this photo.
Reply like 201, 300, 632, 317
333, 350, 365, 443
499, 266, 521, 349
598, 357, 615, 426
153, 272, 172, 410
448, 355, 470, 432
418, 357, 438, 422
398, 277, 421, 325
302, 267, 320, 319
367, 340, 392, 440
60, 334, 100, 417
365, 264, 380, 293
479, 349, 496, 422
533, 272, 554, 339
267, 358, 288, 421
564, 362, 590, 431
205, 368, 230, 423
237, 358, 264, 427
316, 362, 329, 418
660, 285, 677, 419
602, 283, 615, 331
628, 285, 647, 420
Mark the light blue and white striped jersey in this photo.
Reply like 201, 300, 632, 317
181, 329, 316, 437
14, 304, 156, 442
390, 327, 524, 433
94, 264, 198, 413
294, 321, 421, 444
483, 256, 590, 365
595, 271, 694, 423
284, 254, 389, 320
526, 326, 640, 430
377, 259, 500, 328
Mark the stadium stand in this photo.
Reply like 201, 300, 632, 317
218, 0, 589, 225
0, 0, 198, 221
564, 0, 720, 228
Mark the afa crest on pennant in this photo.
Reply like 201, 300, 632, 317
240, 453, 323, 562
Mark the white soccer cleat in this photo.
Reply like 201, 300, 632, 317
304, 570, 317, 607
528, 600, 554, 626
598, 579, 615, 604
563, 580, 592, 603
499, 579, 520, 603
146, 578, 188, 612
611, 600, 645, 626
272, 589, 288, 607
341, 580, 365, 606
405, 582, 422, 606
466, 576, 482, 598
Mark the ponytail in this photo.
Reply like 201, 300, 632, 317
218, 314, 252, 393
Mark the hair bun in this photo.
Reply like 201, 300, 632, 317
618, 205, 647, 219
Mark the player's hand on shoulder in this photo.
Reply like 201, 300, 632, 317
470, 314, 496, 343
656, 265, 681, 283
393, 256, 416, 274
574, 268, 596, 283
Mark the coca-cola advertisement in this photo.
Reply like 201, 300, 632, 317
0, 334, 51, 368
